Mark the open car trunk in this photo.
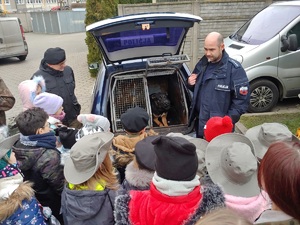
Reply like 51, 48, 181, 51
108, 58, 192, 135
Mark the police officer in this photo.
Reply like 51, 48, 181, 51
32, 47, 82, 129
187, 32, 250, 138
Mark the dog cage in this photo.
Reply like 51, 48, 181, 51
110, 67, 189, 133
110, 73, 153, 132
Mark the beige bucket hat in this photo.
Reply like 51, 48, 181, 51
64, 132, 114, 184
206, 133, 259, 197
245, 122, 297, 159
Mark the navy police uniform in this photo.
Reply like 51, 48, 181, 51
188, 50, 250, 138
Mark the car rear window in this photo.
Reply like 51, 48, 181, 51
98, 27, 185, 52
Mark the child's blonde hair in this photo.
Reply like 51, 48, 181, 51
196, 208, 251, 225
71, 154, 119, 191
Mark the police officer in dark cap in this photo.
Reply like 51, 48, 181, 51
31, 47, 82, 128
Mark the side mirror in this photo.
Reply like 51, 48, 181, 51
89, 62, 99, 70
288, 34, 298, 51
281, 35, 289, 52
281, 34, 298, 52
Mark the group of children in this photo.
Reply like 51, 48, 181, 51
0, 76, 299, 225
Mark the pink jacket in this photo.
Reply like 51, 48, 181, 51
225, 190, 271, 223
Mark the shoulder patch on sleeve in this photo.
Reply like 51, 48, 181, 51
228, 58, 241, 69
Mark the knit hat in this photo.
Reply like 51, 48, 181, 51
245, 122, 298, 160
0, 134, 20, 170
166, 133, 208, 177
152, 136, 198, 181
33, 92, 63, 115
18, 76, 46, 111
121, 107, 149, 133
135, 136, 158, 171
64, 132, 114, 184
206, 133, 259, 197
204, 116, 233, 142
77, 114, 110, 132
43, 47, 66, 65
76, 114, 110, 141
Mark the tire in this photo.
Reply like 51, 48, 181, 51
18, 55, 27, 61
248, 79, 279, 113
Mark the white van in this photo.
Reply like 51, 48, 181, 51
224, 1, 300, 113
0, 17, 28, 61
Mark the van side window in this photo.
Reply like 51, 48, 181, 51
287, 22, 300, 49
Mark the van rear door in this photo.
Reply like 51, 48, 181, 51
1, 18, 25, 56
0, 21, 7, 57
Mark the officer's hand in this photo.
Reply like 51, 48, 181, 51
188, 73, 197, 85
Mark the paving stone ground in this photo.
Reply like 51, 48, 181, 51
1, 32, 299, 135
0, 32, 95, 127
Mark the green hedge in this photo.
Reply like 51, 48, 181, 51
85, 0, 152, 77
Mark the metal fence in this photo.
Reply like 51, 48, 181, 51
30, 10, 85, 34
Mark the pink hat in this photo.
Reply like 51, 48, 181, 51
33, 92, 63, 115
18, 76, 46, 111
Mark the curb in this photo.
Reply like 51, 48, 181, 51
235, 121, 248, 135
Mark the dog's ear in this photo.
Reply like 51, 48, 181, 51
150, 93, 158, 100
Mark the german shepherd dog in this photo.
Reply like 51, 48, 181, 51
150, 92, 171, 127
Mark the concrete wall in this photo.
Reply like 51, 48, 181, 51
118, 0, 275, 70
5, 12, 33, 32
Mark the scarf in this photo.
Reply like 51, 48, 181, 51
0, 163, 20, 179
50, 111, 66, 122
152, 172, 200, 196
20, 132, 57, 149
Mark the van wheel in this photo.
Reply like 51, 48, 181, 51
18, 55, 27, 61
248, 79, 279, 113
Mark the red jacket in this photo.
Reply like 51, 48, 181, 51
129, 183, 202, 225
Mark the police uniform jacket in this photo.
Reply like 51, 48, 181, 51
188, 50, 250, 137
32, 60, 81, 126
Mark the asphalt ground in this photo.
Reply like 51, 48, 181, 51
0, 32, 95, 126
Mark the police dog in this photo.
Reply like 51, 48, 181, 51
150, 92, 171, 127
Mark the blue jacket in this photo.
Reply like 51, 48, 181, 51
188, 50, 250, 137
0, 182, 47, 225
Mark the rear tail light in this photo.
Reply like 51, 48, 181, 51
19, 23, 25, 41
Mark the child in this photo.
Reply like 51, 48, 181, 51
0, 134, 48, 225
111, 106, 157, 183
76, 113, 111, 139
12, 107, 64, 224
33, 92, 65, 125
114, 136, 225, 225
18, 76, 46, 111
205, 133, 271, 223
121, 136, 157, 191
196, 208, 252, 225
255, 141, 300, 224
61, 132, 119, 225
203, 115, 233, 142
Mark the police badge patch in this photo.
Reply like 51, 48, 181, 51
239, 86, 248, 95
